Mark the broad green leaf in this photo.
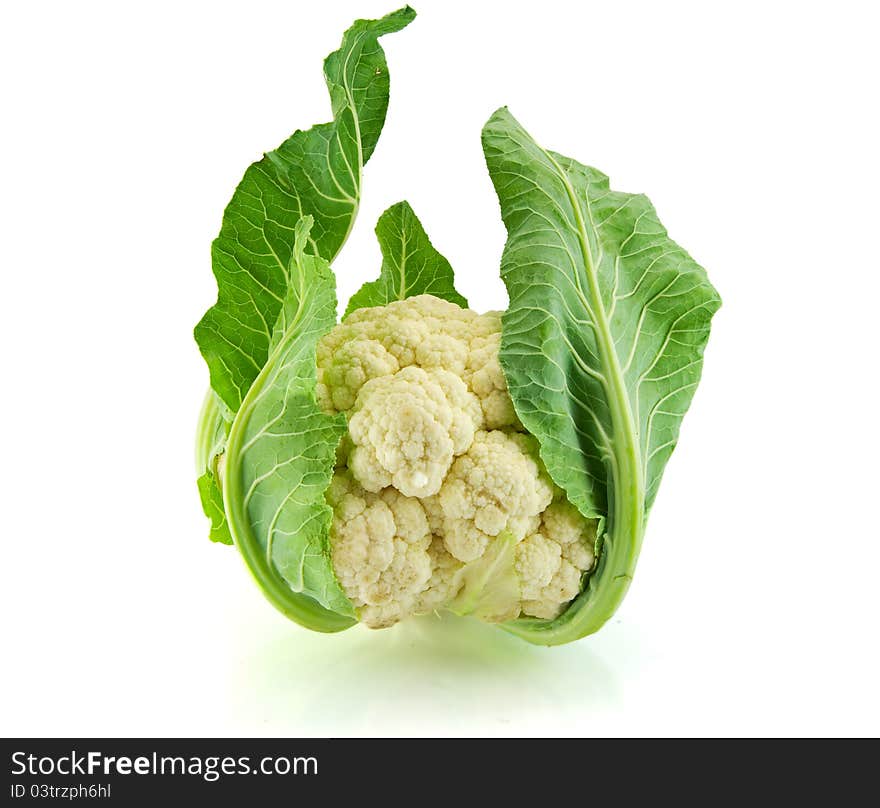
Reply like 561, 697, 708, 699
223, 218, 354, 631
195, 7, 415, 413
344, 201, 468, 317
482, 108, 720, 645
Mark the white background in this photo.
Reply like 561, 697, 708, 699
2, 0, 878, 737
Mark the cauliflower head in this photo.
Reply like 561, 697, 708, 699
319, 295, 597, 628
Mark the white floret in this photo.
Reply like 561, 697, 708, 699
347, 366, 482, 498
317, 338, 399, 412
414, 537, 465, 614
317, 296, 520, 429
542, 500, 597, 570
518, 502, 597, 619
465, 327, 520, 429
328, 474, 432, 629
516, 532, 562, 600
427, 430, 553, 562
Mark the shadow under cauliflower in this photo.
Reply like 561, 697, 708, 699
317, 295, 597, 628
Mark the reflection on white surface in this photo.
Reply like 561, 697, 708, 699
230, 612, 621, 737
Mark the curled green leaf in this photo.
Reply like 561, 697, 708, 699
195, 7, 416, 413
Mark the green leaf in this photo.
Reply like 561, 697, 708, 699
197, 470, 233, 545
344, 201, 468, 317
223, 218, 355, 631
482, 107, 720, 645
194, 7, 416, 413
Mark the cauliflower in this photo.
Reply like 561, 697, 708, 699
465, 322, 520, 429
327, 472, 433, 628
427, 430, 553, 562
195, 13, 721, 646
320, 295, 597, 628
346, 366, 481, 497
